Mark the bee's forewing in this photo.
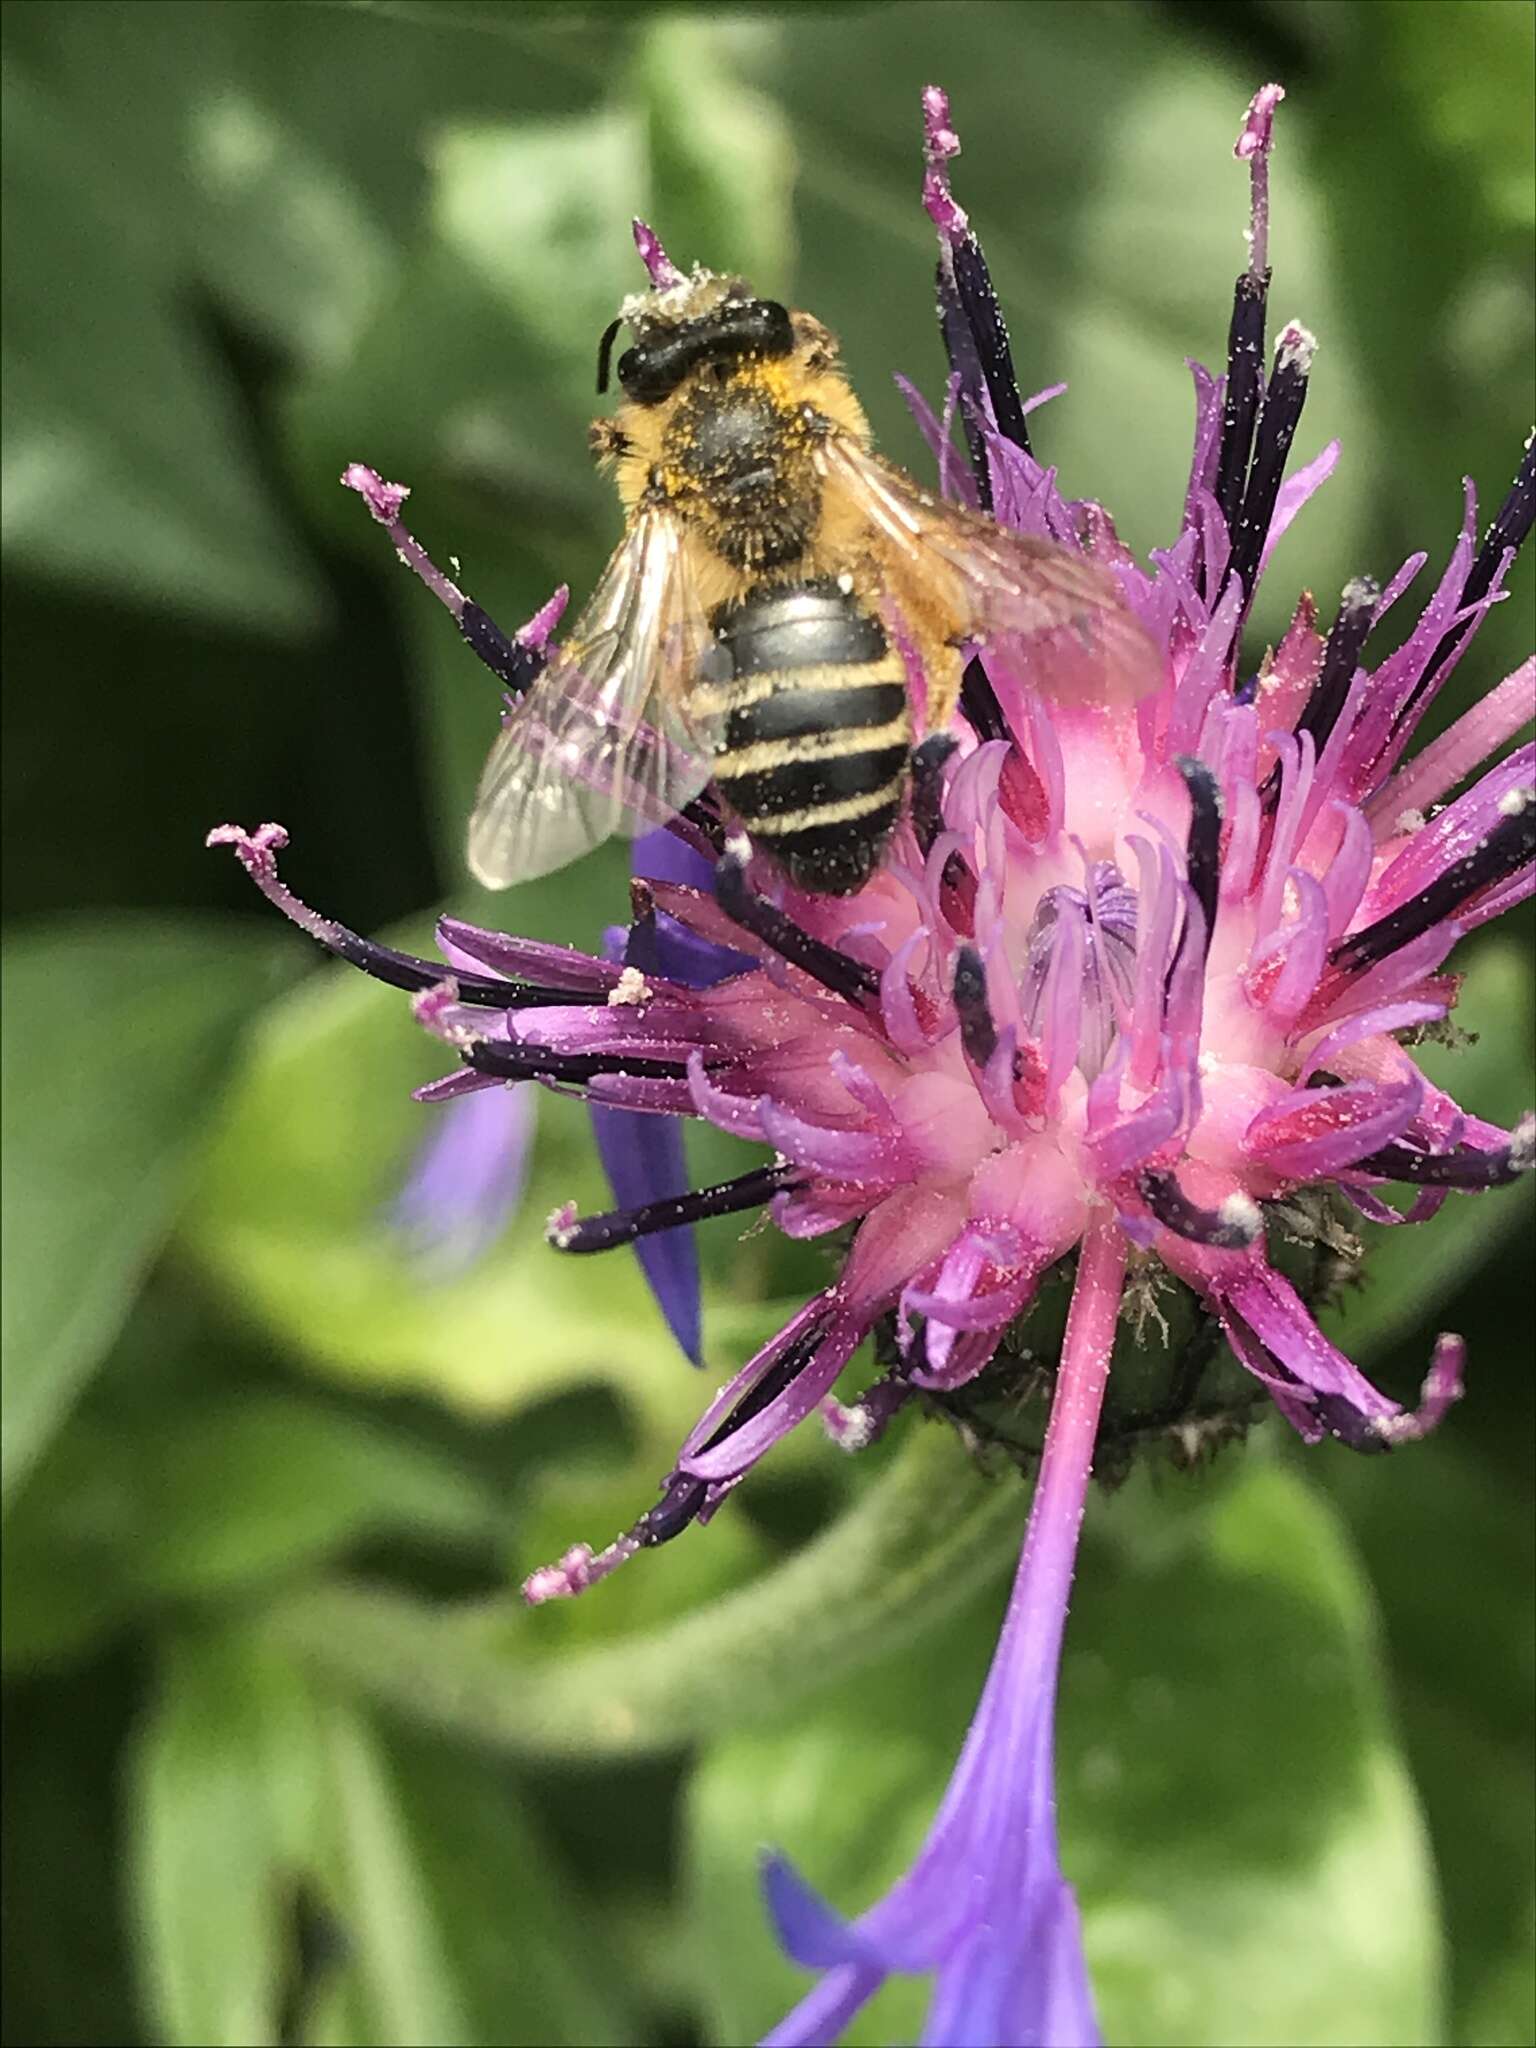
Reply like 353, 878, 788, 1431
466, 511, 719, 889
818, 436, 1162, 714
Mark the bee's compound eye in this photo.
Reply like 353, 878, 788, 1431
615, 347, 641, 387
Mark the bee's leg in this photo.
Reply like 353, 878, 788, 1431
341, 462, 566, 702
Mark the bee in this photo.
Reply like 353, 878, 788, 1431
467, 257, 1156, 896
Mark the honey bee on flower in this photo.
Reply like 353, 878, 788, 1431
460, 224, 1155, 898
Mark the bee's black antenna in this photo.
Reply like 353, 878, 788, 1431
595, 317, 624, 395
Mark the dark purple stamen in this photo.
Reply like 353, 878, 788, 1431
714, 848, 879, 1004
949, 236, 1031, 458
340, 464, 566, 701
637, 1472, 710, 1547
1263, 577, 1379, 813
936, 275, 995, 508
702, 1321, 829, 1456
1354, 1123, 1533, 1190
1212, 271, 1270, 553
1227, 323, 1315, 616
548, 1162, 802, 1253
959, 654, 1009, 742
1169, 758, 1223, 990
625, 883, 663, 976
1140, 1169, 1262, 1249
952, 945, 997, 1066
924, 91, 1028, 505
625, 1319, 831, 1551
1223, 1309, 1385, 1455
911, 733, 959, 854
1467, 434, 1536, 593
296, 920, 571, 1011
1411, 436, 1536, 713
463, 1042, 689, 1085
1309, 1390, 1395, 1454
458, 602, 547, 699
1331, 794, 1535, 973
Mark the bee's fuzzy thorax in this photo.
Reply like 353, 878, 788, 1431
607, 350, 869, 513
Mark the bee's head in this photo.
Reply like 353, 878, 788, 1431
596, 261, 794, 406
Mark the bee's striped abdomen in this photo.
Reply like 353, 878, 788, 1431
694, 582, 911, 895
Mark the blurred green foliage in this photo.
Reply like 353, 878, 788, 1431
2, 3, 1532, 2045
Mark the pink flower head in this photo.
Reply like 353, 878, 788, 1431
210, 77, 1533, 2048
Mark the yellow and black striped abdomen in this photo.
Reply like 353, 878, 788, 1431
693, 582, 911, 895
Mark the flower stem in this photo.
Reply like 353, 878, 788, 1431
960, 1211, 1128, 1796
258, 1420, 1024, 1762
1016, 1212, 1128, 1662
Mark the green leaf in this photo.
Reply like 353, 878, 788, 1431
1324, 1431, 1534, 2046
131, 1625, 625, 2048
686, 1457, 1442, 2048
0, 917, 289, 1504
323, 1724, 639, 2047
132, 1393, 499, 1596
1457, 1894, 1536, 2048
307, 1696, 474, 2048
261, 1420, 1024, 1760
2, 1660, 145, 2047
129, 1628, 323, 2047
635, 16, 796, 295
0, 62, 322, 629
1, 1390, 500, 1671
1376, 0, 1536, 229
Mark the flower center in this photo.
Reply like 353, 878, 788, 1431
1019, 863, 1138, 1082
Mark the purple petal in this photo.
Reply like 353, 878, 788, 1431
437, 916, 621, 994
762, 1966, 885, 2048
634, 825, 715, 891
1368, 656, 1536, 826
761, 1855, 874, 1970
681, 1315, 864, 1482
590, 1101, 701, 1365
1219, 1263, 1442, 1446
391, 1083, 534, 1275
763, 1221, 1126, 2048
1246, 1076, 1423, 1178
1258, 439, 1339, 574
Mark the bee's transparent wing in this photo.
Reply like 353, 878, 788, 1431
817, 434, 1161, 717
466, 510, 719, 889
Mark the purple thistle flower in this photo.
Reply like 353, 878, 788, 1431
209, 77, 1534, 2048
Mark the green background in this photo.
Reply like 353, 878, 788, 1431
2, 3, 1532, 2044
